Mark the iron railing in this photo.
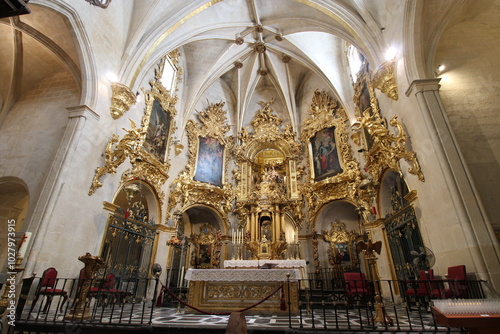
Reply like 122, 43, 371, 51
14, 274, 160, 333
13, 273, 488, 333
293, 277, 487, 332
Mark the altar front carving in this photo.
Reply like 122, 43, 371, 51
185, 269, 299, 314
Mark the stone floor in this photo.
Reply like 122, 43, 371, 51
20, 303, 465, 333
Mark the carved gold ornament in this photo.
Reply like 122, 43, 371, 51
110, 82, 137, 120
89, 58, 179, 204
352, 61, 424, 184
372, 60, 398, 101
355, 113, 425, 182
190, 223, 223, 269
323, 220, 359, 270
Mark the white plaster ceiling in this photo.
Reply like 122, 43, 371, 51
1, 0, 498, 223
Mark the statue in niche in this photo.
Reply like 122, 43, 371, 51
261, 219, 272, 242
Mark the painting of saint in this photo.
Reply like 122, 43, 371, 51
143, 99, 171, 162
194, 137, 224, 187
359, 82, 372, 116
335, 243, 351, 263
310, 127, 342, 181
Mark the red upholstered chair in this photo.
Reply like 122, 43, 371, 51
344, 272, 372, 303
101, 273, 127, 305
405, 269, 435, 298
404, 269, 445, 310
445, 265, 468, 298
32, 267, 68, 312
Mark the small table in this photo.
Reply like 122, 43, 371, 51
432, 306, 500, 334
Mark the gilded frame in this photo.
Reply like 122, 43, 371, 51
352, 60, 383, 152
193, 136, 225, 187
301, 90, 359, 185
323, 220, 359, 269
140, 56, 178, 164
166, 102, 234, 224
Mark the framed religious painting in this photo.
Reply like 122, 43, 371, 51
193, 136, 224, 187
334, 242, 352, 264
143, 98, 171, 162
310, 126, 343, 182
301, 90, 359, 187
140, 54, 180, 164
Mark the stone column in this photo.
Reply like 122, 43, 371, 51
406, 80, 500, 289
24, 105, 99, 277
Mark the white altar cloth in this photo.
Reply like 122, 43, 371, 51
224, 259, 307, 269
185, 269, 301, 282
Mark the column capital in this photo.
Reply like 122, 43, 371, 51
66, 105, 99, 121
405, 78, 441, 97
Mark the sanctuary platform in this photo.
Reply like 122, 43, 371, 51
184, 268, 300, 314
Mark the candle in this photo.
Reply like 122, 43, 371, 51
178, 266, 184, 286
18, 232, 32, 258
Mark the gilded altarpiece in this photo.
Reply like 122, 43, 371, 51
89, 55, 179, 205
233, 100, 302, 259
300, 90, 364, 225
167, 102, 234, 228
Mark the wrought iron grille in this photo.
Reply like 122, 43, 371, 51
100, 214, 156, 299
385, 191, 424, 280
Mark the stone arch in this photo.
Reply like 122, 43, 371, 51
33, 0, 98, 108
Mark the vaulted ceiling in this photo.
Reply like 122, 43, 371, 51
1, 0, 499, 224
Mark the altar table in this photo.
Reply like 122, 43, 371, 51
185, 269, 299, 314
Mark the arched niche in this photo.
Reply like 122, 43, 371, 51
112, 180, 161, 224
0, 177, 30, 267
378, 170, 410, 218
313, 200, 362, 272
99, 180, 160, 282
184, 206, 225, 269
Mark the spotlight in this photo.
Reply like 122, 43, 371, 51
435, 64, 445, 76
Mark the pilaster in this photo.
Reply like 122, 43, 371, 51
406, 80, 500, 290
24, 105, 99, 277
